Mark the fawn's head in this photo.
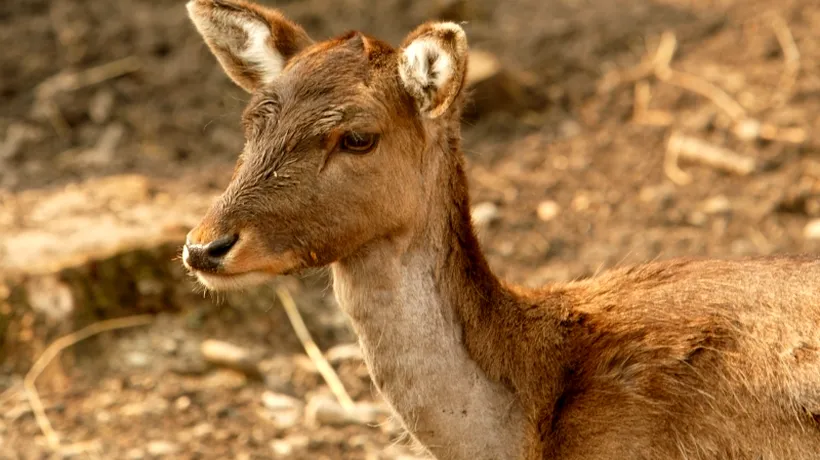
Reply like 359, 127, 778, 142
182, 0, 470, 290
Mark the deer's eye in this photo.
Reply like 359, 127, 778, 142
340, 132, 379, 154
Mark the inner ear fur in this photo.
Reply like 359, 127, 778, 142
398, 22, 468, 119
186, 0, 313, 92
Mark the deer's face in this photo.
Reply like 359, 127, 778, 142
182, 0, 468, 290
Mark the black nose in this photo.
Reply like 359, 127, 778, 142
204, 234, 239, 259
185, 234, 239, 271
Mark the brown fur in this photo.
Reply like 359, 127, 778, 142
182, 2, 820, 458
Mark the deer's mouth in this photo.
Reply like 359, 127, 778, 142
191, 270, 275, 291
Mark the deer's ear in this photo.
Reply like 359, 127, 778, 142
398, 22, 468, 119
187, 0, 313, 92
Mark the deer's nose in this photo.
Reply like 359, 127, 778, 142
183, 233, 239, 271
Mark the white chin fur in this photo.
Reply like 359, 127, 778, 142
194, 271, 275, 291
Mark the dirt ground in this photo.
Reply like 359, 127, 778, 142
2, 0, 820, 458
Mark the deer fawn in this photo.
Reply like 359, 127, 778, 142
181, 1, 820, 458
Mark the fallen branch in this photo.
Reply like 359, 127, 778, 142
665, 132, 756, 185
275, 286, 355, 412
614, 30, 808, 146
200, 339, 264, 380
768, 13, 800, 107
632, 81, 674, 127
652, 32, 746, 123
24, 315, 153, 450
35, 56, 141, 100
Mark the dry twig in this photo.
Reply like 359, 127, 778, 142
652, 32, 747, 122
665, 131, 756, 185
612, 29, 807, 147
275, 286, 355, 412
632, 81, 674, 127
33, 56, 140, 139
767, 13, 800, 107
35, 56, 141, 100
24, 315, 153, 450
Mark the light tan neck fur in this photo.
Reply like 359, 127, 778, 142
331, 130, 526, 459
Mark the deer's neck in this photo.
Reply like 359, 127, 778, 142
331, 130, 532, 459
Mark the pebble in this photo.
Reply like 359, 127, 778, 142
262, 391, 304, 430
701, 195, 731, 215
174, 396, 191, 411
191, 422, 214, 438
125, 351, 149, 368
536, 200, 561, 222
325, 343, 363, 365
687, 211, 708, 227
559, 119, 582, 138
471, 202, 500, 227
270, 440, 293, 457
804, 219, 820, 240
146, 440, 179, 457
159, 337, 178, 355
126, 448, 145, 460
305, 395, 389, 427
120, 396, 169, 417
571, 194, 591, 212
498, 240, 515, 256
262, 391, 302, 411
271, 434, 310, 457
200, 339, 261, 378
639, 184, 675, 207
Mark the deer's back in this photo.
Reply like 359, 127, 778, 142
549, 255, 820, 460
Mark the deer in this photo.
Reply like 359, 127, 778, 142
180, 1, 820, 458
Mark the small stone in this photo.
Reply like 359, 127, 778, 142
262, 391, 302, 412
95, 410, 111, 423
201, 369, 247, 389
174, 396, 191, 411
120, 396, 169, 417
498, 240, 515, 256
159, 337, 178, 355
200, 339, 261, 378
305, 396, 389, 427
804, 219, 820, 240
286, 434, 310, 449
348, 434, 369, 448
687, 211, 707, 227
191, 422, 213, 438
702, 195, 731, 215
558, 120, 581, 138
325, 343, 363, 365
571, 194, 590, 212
271, 434, 309, 456
638, 184, 676, 209
125, 351, 149, 368
262, 391, 304, 430
306, 396, 349, 427
146, 441, 178, 457
536, 200, 560, 222
732, 118, 761, 141
270, 440, 293, 457
126, 448, 145, 460
471, 202, 500, 227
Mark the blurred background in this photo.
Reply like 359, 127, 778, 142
1, 0, 818, 458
